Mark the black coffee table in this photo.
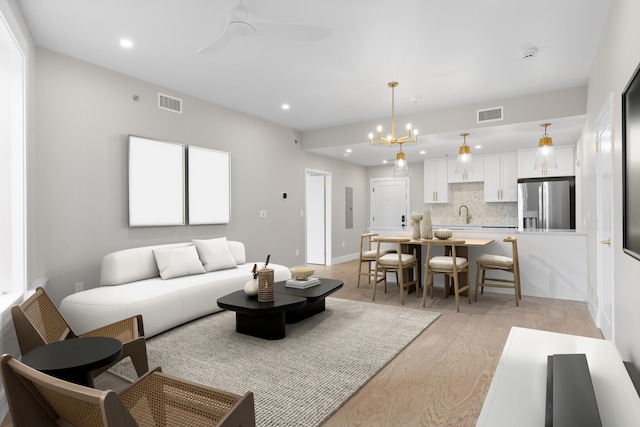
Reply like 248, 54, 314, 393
274, 278, 344, 323
20, 336, 123, 387
217, 291, 307, 340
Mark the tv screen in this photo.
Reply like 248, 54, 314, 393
623, 62, 640, 260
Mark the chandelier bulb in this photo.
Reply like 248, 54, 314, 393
406, 123, 412, 130
368, 132, 374, 139
377, 125, 382, 132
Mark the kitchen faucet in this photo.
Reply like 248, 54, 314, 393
459, 204, 471, 224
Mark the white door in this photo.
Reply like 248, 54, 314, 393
596, 94, 614, 340
370, 177, 410, 229
306, 173, 326, 265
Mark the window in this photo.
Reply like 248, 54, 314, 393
0, 3, 27, 301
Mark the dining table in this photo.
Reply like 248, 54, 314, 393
385, 237, 495, 298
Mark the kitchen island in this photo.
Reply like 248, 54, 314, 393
370, 226, 587, 302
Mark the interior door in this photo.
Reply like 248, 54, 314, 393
596, 94, 614, 340
370, 177, 410, 229
306, 174, 326, 264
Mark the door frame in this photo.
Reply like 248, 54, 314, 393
305, 169, 332, 265
595, 92, 615, 340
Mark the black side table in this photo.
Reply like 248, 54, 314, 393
21, 336, 123, 387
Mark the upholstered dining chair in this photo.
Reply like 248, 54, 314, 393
475, 236, 521, 306
423, 239, 471, 312
12, 286, 149, 379
357, 233, 392, 287
372, 237, 418, 305
0, 354, 256, 427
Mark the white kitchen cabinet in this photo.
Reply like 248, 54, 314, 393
447, 156, 484, 183
484, 154, 517, 202
517, 145, 575, 178
424, 159, 449, 203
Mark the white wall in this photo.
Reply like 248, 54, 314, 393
580, 0, 640, 362
30, 48, 368, 305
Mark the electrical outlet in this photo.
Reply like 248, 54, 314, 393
75, 282, 84, 293
296, 249, 299, 256
342, 241, 346, 248
259, 210, 267, 219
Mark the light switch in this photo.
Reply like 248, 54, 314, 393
259, 210, 267, 219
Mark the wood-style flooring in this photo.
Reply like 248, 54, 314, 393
2, 259, 602, 426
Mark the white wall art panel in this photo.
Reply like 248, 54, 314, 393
187, 145, 230, 224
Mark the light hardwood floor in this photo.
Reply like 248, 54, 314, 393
2, 259, 602, 426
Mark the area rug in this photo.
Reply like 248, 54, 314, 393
111, 297, 440, 426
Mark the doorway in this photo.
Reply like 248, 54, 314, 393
369, 177, 410, 229
596, 93, 614, 340
305, 169, 332, 265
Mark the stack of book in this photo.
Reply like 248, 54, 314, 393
285, 277, 321, 289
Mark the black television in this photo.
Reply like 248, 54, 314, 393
623, 61, 640, 261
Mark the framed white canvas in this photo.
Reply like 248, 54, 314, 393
128, 135, 185, 226
188, 145, 230, 224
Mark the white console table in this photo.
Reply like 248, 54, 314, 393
477, 327, 640, 426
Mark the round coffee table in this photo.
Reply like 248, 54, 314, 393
21, 336, 123, 387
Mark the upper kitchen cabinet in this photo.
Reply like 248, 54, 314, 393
517, 145, 575, 178
447, 156, 484, 183
424, 159, 449, 203
484, 154, 517, 202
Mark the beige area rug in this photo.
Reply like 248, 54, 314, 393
111, 297, 440, 427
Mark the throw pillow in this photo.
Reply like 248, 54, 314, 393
193, 237, 238, 272
153, 245, 206, 280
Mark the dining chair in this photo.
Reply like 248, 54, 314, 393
372, 237, 418, 305
423, 239, 471, 312
474, 236, 521, 306
11, 286, 149, 379
357, 233, 391, 287
0, 353, 256, 427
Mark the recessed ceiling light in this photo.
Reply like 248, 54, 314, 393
420, 150, 426, 155
120, 39, 133, 48
281, 104, 290, 110
475, 145, 482, 149
346, 148, 352, 153
382, 160, 388, 164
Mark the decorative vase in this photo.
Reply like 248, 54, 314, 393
422, 208, 433, 239
244, 278, 258, 297
258, 268, 274, 302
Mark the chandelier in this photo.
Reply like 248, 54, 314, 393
534, 123, 557, 175
369, 82, 418, 178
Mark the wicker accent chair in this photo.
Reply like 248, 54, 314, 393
372, 237, 418, 305
423, 239, 470, 312
0, 354, 256, 427
11, 286, 148, 378
475, 236, 522, 306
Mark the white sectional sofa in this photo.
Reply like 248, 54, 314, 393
59, 238, 291, 337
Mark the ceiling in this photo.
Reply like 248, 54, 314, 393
16, 0, 611, 165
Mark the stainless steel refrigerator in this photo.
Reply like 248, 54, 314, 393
517, 177, 575, 230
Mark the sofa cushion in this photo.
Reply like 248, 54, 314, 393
193, 237, 237, 272
153, 245, 206, 279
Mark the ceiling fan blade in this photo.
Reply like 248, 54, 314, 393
197, 30, 234, 54
252, 22, 331, 41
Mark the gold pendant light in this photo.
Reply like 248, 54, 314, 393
534, 123, 557, 175
368, 82, 418, 178
455, 133, 473, 180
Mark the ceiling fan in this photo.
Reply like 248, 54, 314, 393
197, 0, 331, 54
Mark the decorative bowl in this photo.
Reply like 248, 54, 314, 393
434, 228, 453, 240
290, 266, 315, 280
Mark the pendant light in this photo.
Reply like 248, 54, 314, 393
534, 123, 557, 175
455, 133, 473, 180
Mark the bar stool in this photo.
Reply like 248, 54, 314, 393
474, 236, 521, 306
423, 239, 470, 312
373, 237, 418, 305
357, 233, 389, 287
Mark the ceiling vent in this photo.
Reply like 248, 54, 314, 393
158, 92, 183, 114
477, 106, 503, 124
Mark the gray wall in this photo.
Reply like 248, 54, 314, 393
31, 48, 368, 305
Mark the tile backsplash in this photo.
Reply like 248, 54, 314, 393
420, 182, 518, 226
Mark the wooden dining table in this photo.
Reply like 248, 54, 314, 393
385, 237, 495, 298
